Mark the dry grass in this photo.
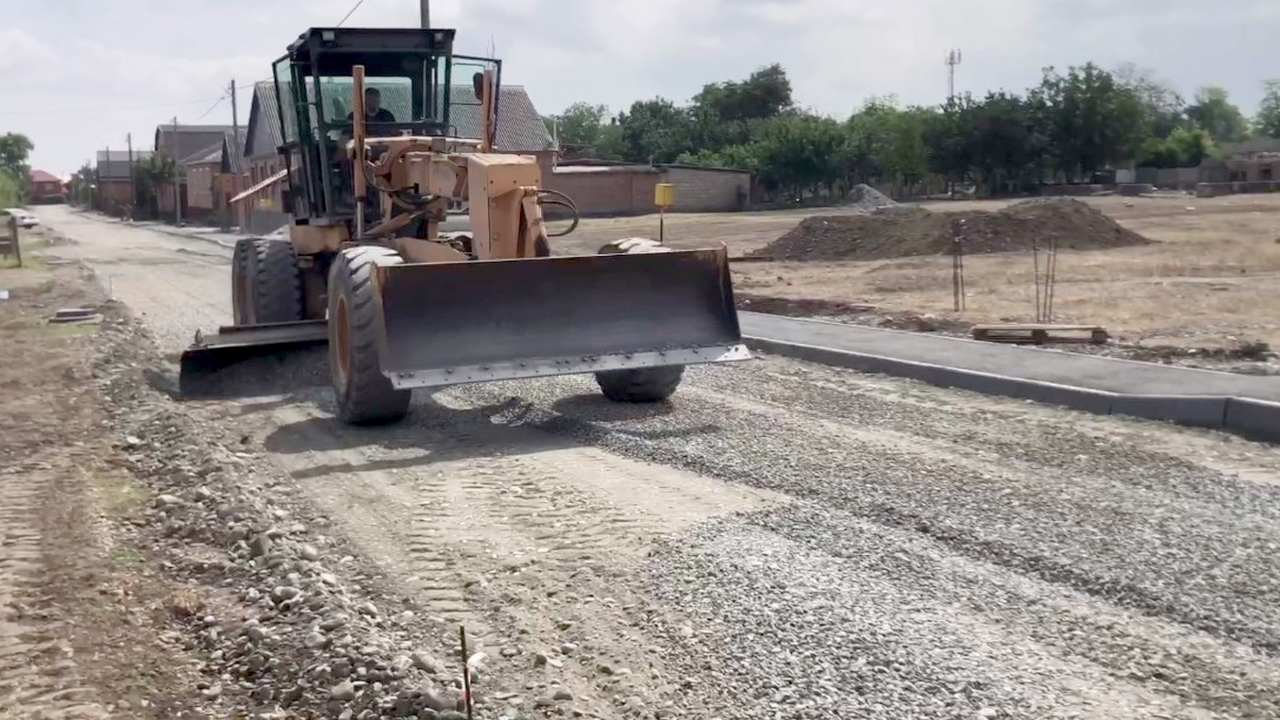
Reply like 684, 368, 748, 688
714, 194, 1280, 349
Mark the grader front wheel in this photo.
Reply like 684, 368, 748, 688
328, 246, 411, 424
231, 238, 303, 325
593, 238, 687, 403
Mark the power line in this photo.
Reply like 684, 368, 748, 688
195, 94, 226, 121
336, 0, 366, 27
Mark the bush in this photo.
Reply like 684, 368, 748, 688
0, 171, 20, 207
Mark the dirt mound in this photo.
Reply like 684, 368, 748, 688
755, 198, 1153, 261
846, 183, 897, 211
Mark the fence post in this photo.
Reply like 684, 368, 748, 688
7, 216, 20, 268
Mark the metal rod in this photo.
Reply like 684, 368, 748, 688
1032, 238, 1042, 322
459, 626, 473, 720
659, 208, 665, 245
173, 116, 182, 225
352, 65, 367, 241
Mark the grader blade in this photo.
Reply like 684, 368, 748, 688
373, 248, 749, 389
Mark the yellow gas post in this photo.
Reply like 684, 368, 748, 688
654, 183, 675, 244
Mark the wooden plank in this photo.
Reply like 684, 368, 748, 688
971, 323, 1109, 346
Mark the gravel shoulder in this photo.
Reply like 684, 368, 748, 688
27, 205, 1280, 719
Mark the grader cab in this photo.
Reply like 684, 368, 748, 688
181, 27, 748, 423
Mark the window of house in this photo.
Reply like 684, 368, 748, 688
1262, 167, 1274, 181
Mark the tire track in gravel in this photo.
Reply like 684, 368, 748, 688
0, 464, 107, 720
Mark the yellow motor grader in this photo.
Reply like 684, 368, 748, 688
181, 26, 747, 423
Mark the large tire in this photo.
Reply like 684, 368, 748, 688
593, 238, 686, 403
328, 246, 411, 424
231, 237, 303, 325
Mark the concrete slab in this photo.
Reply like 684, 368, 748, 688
740, 312, 1280, 440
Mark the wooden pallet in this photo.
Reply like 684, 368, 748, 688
972, 324, 1109, 345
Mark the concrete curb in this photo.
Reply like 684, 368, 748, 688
744, 335, 1280, 442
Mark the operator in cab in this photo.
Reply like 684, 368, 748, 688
348, 87, 396, 127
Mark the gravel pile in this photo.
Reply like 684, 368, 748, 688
448, 357, 1280, 718
755, 197, 1153, 261
94, 318, 483, 719
846, 183, 897, 211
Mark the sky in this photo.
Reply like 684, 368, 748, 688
2, 0, 1278, 176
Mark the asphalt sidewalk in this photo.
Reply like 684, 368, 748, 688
740, 312, 1280, 441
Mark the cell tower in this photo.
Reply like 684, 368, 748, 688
946, 49, 963, 102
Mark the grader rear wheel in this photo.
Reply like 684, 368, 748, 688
593, 238, 686, 403
328, 246, 411, 424
231, 237, 303, 325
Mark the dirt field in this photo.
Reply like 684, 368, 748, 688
563, 194, 1280, 353
8, 204, 1277, 719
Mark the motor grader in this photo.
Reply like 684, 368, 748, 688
181, 26, 748, 423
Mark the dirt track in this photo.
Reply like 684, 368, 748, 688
19, 204, 1280, 718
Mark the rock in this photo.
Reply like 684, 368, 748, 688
304, 631, 328, 649
421, 689, 453, 711
976, 709, 998, 719
553, 688, 573, 701
250, 685, 274, 703
596, 663, 615, 675
437, 712, 467, 720
356, 601, 378, 617
330, 679, 356, 701
245, 625, 267, 644
332, 658, 353, 678
124, 435, 142, 446
320, 572, 339, 585
321, 613, 349, 631
559, 642, 576, 655
201, 683, 222, 699
338, 710, 353, 720
500, 646, 518, 658
533, 652, 549, 668
677, 624, 695, 639
248, 533, 272, 558
412, 651, 442, 674
299, 544, 320, 561
270, 586, 301, 603
156, 494, 182, 507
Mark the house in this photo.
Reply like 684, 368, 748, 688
153, 124, 236, 217
236, 80, 558, 233
1220, 138, 1280, 182
27, 169, 64, 204
180, 129, 246, 224
94, 149, 152, 216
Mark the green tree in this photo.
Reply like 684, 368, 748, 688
0, 132, 34, 202
1186, 86, 1249, 142
923, 95, 975, 190
617, 98, 693, 163
1031, 64, 1146, 179
968, 92, 1047, 193
1114, 63, 1186, 139
546, 102, 610, 152
1254, 79, 1280, 138
693, 64, 792, 123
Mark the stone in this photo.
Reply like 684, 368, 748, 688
321, 613, 349, 631
304, 631, 327, 649
250, 685, 274, 703
156, 494, 182, 507
299, 544, 320, 561
248, 533, 272, 558
411, 651, 442, 674
245, 625, 267, 644
356, 601, 378, 617
553, 688, 573, 701
330, 680, 356, 701
271, 586, 301, 603
201, 684, 222, 699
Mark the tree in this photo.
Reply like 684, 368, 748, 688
693, 64, 792, 123
1114, 63, 1186, 139
617, 98, 693, 163
0, 132, 34, 202
1254, 79, 1280, 138
968, 92, 1047, 193
547, 102, 610, 153
1186, 86, 1249, 142
923, 95, 975, 190
1031, 64, 1146, 180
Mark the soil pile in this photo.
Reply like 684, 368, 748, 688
756, 197, 1153, 261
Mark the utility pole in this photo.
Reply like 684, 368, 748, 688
229, 78, 240, 232
172, 116, 182, 225
945, 49, 963, 103
420, 0, 430, 28
126, 132, 135, 219
104, 145, 110, 213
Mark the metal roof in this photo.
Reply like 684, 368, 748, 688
29, 169, 61, 183
155, 125, 234, 164
95, 149, 153, 179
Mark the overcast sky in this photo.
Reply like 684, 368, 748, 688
3, 0, 1278, 176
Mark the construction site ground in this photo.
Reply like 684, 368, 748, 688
564, 193, 1280, 369
5, 204, 1280, 719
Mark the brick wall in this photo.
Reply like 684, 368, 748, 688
657, 166, 750, 212
186, 164, 216, 209
544, 168, 659, 216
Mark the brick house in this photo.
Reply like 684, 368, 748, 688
27, 169, 64, 203
153, 124, 236, 217
180, 129, 246, 225
94, 149, 152, 216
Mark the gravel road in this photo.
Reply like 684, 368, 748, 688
33, 205, 1280, 719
